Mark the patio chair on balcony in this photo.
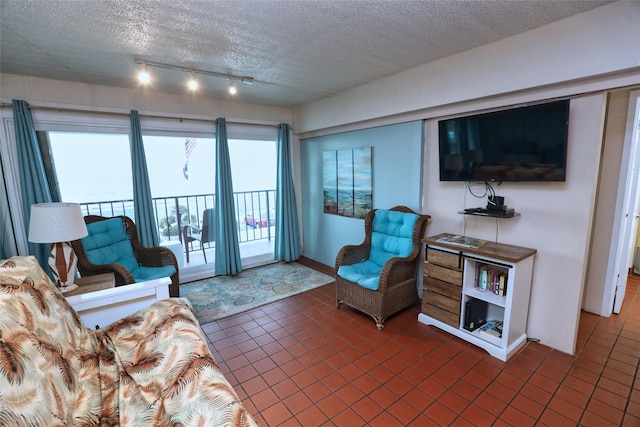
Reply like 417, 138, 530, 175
183, 208, 216, 263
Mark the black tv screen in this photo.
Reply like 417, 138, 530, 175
438, 99, 570, 182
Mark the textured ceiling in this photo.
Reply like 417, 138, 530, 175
0, 0, 612, 108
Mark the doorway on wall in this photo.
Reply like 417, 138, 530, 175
610, 90, 640, 314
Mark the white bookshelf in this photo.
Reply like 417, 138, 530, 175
419, 234, 536, 361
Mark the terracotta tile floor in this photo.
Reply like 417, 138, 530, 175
200, 262, 640, 426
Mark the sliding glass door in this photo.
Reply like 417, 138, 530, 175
46, 130, 277, 280
229, 139, 277, 266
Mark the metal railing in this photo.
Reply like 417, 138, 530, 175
78, 189, 276, 248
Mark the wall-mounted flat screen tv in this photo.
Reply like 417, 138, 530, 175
438, 99, 570, 182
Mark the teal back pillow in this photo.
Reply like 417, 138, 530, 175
81, 218, 139, 272
369, 209, 418, 268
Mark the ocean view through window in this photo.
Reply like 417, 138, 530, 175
47, 131, 278, 276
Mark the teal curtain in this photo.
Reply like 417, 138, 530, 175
275, 123, 301, 261
13, 99, 52, 270
0, 151, 12, 259
214, 118, 242, 275
130, 110, 159, 248
0, 195, 4, 258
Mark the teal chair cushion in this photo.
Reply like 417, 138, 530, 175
337, 209, 419, 291
82, 218, 176, 282
131, 265, 177, 282
337, 260, 381, 290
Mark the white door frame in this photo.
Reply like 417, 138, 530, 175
609, 90, 640, 314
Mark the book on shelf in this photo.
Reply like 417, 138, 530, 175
475, 263, 508, 296
436, 234, 487, 249
478, 320, 503, 338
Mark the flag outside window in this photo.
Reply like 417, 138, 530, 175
183, 138, 197, 180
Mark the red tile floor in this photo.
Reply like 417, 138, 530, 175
200, 261, 640, 426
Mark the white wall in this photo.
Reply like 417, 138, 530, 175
423, 94, 606, 354
1, 74, 292, 125
292, 1, 640, 355
294, 1, 640, 134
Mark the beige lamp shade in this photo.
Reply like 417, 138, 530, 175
28, 203, 88, 291
28, 202, 88, 243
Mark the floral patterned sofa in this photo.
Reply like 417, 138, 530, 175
0, 256, 258, 426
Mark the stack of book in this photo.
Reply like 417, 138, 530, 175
475, 264, 508, 296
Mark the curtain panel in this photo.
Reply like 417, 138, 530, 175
275, 123, 301, 262
130, 110, 160, 248
12, 99, 53, 271
214, 118, 242, 276
0, 158, 15, 259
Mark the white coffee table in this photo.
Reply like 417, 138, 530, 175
66, 274, 171, 329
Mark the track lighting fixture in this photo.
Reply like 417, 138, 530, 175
187, 72, 198, 91
135, 59, 255, 95
138, 66, 151, 84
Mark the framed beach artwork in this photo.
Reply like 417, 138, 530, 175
323, 147, 372, 219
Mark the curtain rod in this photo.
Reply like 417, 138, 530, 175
0, 102, 282, 128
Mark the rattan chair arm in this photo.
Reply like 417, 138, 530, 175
122, 216, 177, 269
127, 235, 180, 297
334, 244, 370, 271
106, 264, 135, 286
79, 262, 134, 286
134, 246, 176, 268
378, 258, 417, 293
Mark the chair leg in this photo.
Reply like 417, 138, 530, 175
202, 244, 207, 263
375, 318, 384, 331
185, 243, 190, 263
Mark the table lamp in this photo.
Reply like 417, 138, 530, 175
28, 202, 88, 292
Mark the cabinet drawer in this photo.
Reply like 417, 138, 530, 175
424, 263, 463, 285
427, 248, 461, 270
422, 303, 460, 328
423, 289, 461, 315
424, 277, 461, 300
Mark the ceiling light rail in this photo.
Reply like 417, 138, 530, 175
135, 59, 254, 94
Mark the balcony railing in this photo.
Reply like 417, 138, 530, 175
77, 190, 276, 247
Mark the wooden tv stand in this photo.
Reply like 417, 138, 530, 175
419, 233, 536, 361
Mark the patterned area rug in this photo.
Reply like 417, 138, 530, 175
181, 262, 334, 325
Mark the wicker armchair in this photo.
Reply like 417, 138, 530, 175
335, 206, 430, 330
70, 215, 180, 297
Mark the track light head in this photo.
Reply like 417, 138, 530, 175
187, 73, 198, 91
138, 69, 151, 84
228, 82, 237, 95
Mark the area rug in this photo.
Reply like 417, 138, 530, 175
181, 262, 334, 324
